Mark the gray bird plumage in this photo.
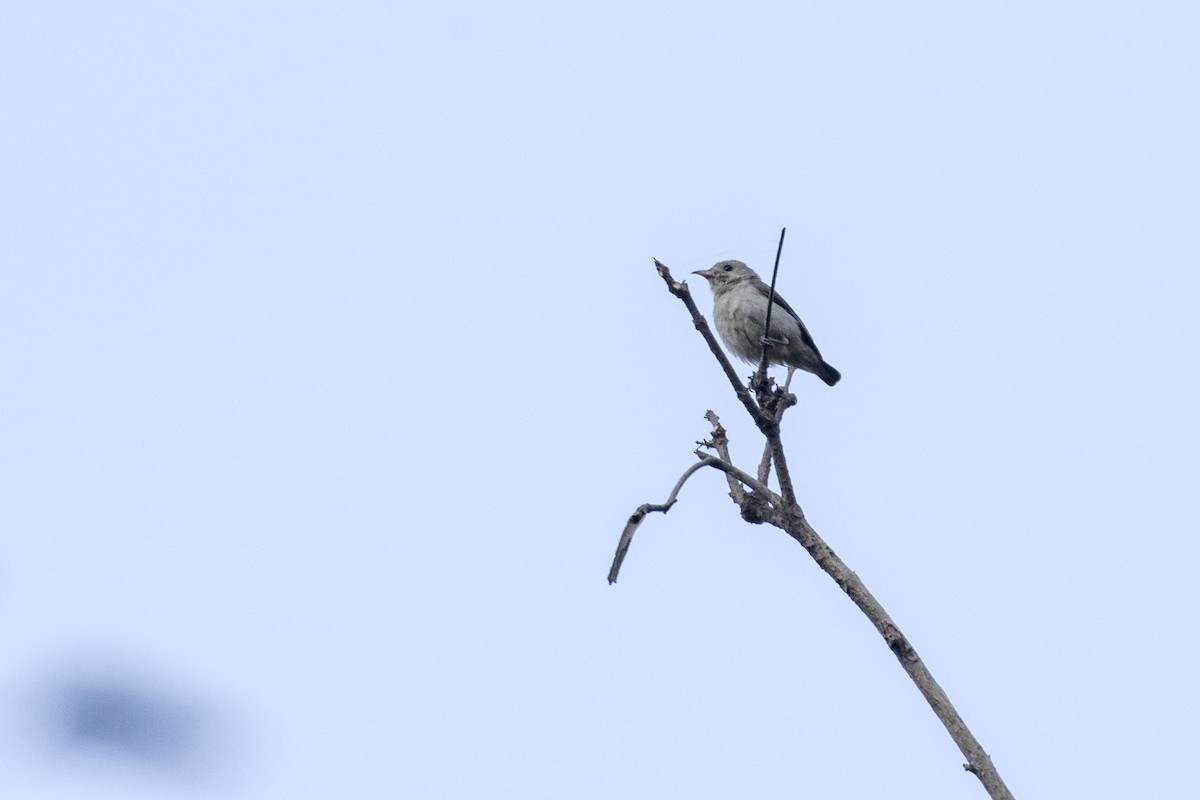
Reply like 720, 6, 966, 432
692, 260, 841, 386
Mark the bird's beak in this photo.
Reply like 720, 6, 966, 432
692, 268, 714, 279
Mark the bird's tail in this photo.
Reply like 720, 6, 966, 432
817, 362, 841, 387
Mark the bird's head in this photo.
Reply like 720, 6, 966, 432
692, 260, 759, 290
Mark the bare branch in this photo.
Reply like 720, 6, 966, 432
654, 260, 771, 428
607, 460, 707, 584
756, 441, 773, 485
607, 450, 781, 585
693, 452, 780, 503
760, 505, 1013, 799
766, 431, 798, 507
701, 410, 743, 503
616, 257, 1015, 799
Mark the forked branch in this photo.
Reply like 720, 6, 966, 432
609, 259, 1015, 800
607, 447, 778, 585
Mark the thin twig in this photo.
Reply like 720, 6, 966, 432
766, 430, 797, 507
757, 441, 774, 486
693, 452, 780, 503
701, 410, 743, 503
607, 451, 783, 585
607, 460, 708, 584
755, 227, 788, 385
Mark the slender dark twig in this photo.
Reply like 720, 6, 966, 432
754, 227, 788, 384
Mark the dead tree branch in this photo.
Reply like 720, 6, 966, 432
607, 460, 707, 585
610, 259, 1015, 800
654, 260, 771, 429
607, 448, 778, 586
701, 410, 744, 503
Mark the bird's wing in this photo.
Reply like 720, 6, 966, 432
753, 281, 823, 357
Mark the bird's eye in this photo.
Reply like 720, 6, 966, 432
723, 264, 733, 272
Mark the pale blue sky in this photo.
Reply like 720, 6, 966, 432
3, 2, 1199, 798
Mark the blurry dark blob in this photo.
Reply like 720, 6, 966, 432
44, 674, 215, 776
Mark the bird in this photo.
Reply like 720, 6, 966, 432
692, 259, 840, 386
